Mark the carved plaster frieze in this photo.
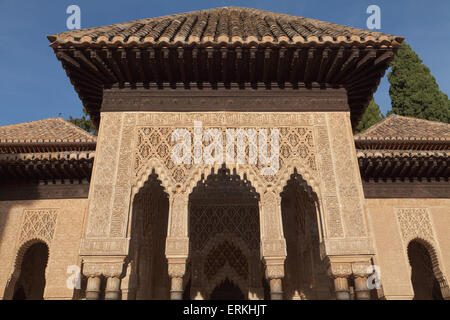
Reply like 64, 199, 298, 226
396, 208, 436, 245
261, 239, 287, 258
19, 209, 58, 245
326, 113, 367, 238
86, 113, 123, 238
80, 238, 130, 256
321, 238, 375, 257
165, 237, 189, 257
168, 194, 189, 238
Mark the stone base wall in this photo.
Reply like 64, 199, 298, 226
0, 199, 88, 300
366, 198, 450, 300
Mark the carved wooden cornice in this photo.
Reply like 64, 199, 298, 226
358, 151, 449, 181
0, 152, 95, 183
52, 45, 396, 128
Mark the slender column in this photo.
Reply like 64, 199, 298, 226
105, 277, 121, 300
333, 276, 350, 300
86, 276, 102, 300
168, 259, 186, 300
269, 279, 283, 300
264, 260, 285, 300
165, 193, 189, 300
328, 262, 352, 300
170, 276, 184, 300
354, 277, 370, 300
352, 262, 372, 300
83, 257, 125, 300
260, 191, 287, 300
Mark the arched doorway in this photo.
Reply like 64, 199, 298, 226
128, 171, 170, 299
281, 172, 331, 299
408, 240, 444, 300
12, 242, 49, 300
187, 166, 263, 300
210, 279, 245, 300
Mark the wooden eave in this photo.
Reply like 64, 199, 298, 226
355, 139, 450, 151
357, 150, 449, 181
51, 44, 399, 128
0, 152, 95, 182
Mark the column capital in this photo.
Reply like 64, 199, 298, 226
82, 256, 126, 278
351, 261, 373, 278
167, 258, 187, 278
327, 262, 352, 279
263, 257, 286, 280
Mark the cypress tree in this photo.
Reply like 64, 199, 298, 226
388, 42, 450, 123
68, 108, 97, 135
355, 99, 384, 134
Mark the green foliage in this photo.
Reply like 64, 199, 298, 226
355, 99, 384, 134
68, 109, 97, 135
388, 42, 450, 123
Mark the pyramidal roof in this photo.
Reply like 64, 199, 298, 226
48, 7, 402, 47
0, 117, 96, 144
355, 115, 450, 142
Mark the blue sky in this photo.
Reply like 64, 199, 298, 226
0, 0, 449, 126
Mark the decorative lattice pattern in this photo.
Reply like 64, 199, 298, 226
134, 126, 317, 185
396, 208, 435, 243
204, 241, 249, 280
190, 205, 260, 251
19, 209, 57, 244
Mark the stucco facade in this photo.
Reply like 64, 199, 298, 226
0, 7, 448, 300
366, 198, 450, 300
0, 199, 88, 300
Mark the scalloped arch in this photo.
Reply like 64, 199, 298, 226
13, 238, 50, 271
407, 237, 450, 299
133, 158, 320, 199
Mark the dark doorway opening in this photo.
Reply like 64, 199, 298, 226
13, 242, 48, 300
408, 240, 443, 300
210, 279, 245, 300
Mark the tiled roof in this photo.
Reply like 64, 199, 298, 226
0, 117, 96, 143
355, 115, 450, 142
355, 115, 449, 180
48, 7, 402, 47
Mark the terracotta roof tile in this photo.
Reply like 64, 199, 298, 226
355, 115, 450, 142
0, 117, 97, 143
48, 7, 402, 47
